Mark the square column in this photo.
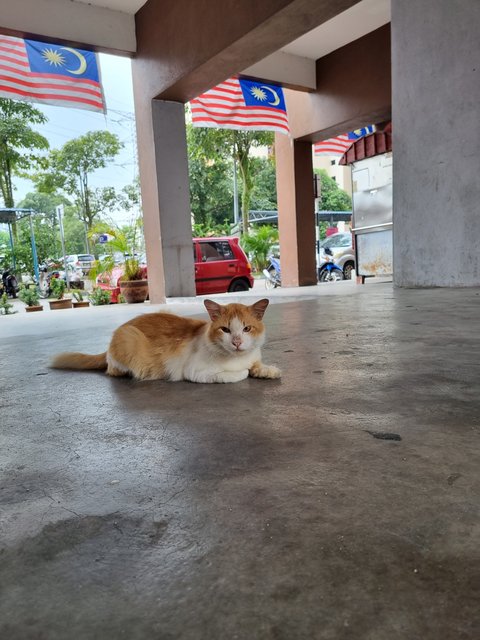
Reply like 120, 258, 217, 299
392, 0, 480, 286
275, 134, 317, 287
133, 94, 196, 302
151, 101, 195, 298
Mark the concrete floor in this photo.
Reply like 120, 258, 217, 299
1, 281, 479, 640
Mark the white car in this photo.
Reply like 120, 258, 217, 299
317, 232, 355, 279
65, 254, 95, 275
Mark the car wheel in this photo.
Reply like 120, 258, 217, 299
343, 262, 355, 280
319, 269, 344, 283
265, 277, 276, 290
229, 279, 250, 292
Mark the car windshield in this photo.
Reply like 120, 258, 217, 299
320, 233, 351, 249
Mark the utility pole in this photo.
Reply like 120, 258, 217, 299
56, 205, 70, 289
233, 155, 239, 227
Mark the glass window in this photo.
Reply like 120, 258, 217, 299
200, 241, 234, 261
320, 233, 351, 249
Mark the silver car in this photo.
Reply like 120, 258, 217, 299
317, 232, 355, 279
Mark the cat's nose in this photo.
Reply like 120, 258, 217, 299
232, 336, 242, 348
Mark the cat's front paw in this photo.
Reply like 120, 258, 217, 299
249, 362, 282, 379
215, 369, 249, 383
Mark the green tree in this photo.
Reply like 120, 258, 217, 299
62, 209, 88, 254
34, 131, 123, 230
248, 156, 277, 211
0, 229, 10, 268
91, 180, 142, 224
0, 99, 49, 235
187, 123, 274, 233
188, 153, 233, 227
314, 169, 352, 211
7, 192, 89, 270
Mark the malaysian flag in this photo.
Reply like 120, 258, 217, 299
0, 35, 105, 113
191, 77, 289, 135
314, 125, 375, 156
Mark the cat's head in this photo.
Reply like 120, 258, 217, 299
204, 299, 269, 355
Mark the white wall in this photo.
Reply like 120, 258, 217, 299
0, 0, 136, 53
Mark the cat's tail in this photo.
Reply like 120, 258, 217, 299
50, 351, 107, 370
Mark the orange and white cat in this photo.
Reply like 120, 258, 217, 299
50, 298, 281, 383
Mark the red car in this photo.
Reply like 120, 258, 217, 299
96, 236, 254, 302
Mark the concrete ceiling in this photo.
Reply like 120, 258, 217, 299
0, 0, 390, 84
243, 0, 391, 89
73, 0, 147, 12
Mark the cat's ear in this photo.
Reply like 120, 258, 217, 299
250, 298, 269, 320
204, 299, 223, 321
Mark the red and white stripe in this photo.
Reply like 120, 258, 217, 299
314, 134, 354, 156
0, 36, 105, 113
190, 78, 289, 135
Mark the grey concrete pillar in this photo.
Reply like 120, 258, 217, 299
149, 100, 195, 298
392, 0, 480, 286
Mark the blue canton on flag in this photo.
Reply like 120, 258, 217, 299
348, 125, 375, 140
190, 77, 289, 135
0, 35, 105, 113
238, 78, 287, 113
314, 125, 376, 156
25, 40, 101, 83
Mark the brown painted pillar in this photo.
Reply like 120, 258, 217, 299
275, 134, 317, 287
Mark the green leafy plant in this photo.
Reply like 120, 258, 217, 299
192, 220, 232, 237
241, 225, 279, 272
314, 169, 352, 211
89, 218, 145, 282
71, 289, 86, 302
18, 284, 40, 307
50, 277, 66, 300
89, 287, 111, 306
0, 293, 17, 315
117, 293, 126, 304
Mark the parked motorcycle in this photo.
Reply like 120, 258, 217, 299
317, 247, 345, 282
36, 262, 83, 298
263, 255, 282, 289
0, 268, 19, 298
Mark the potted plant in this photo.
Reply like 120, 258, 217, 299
90, 218, 148, 304
0, 293, 17, 315
18, 284, 43, 312
72, 289, 90, 308
89, 286, 111, 306
117, 256, 148, 304
49, 277, 72, 310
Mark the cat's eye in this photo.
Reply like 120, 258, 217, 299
220, 326, 230, 333
243, 326, 252, 333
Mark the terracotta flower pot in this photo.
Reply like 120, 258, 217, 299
119, 279, 149, 304
73, 301, 90, 308
25, 305, 43, 312
49, 298, 73, 310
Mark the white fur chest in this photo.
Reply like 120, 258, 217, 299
165, 333, 261, 383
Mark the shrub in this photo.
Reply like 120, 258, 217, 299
0, 293, 16, 315
50, 277, 66, 300
18, 284, 40, 307
89, 287, 111, 306
71, 289, 86, 302
241, 225, 279, 272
